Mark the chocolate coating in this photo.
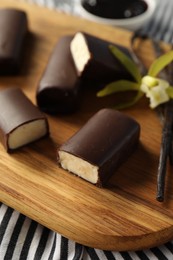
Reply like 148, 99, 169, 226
58, 108, 140, 186
70, 32, 133, 86
36, 36, 80, 114
0, 87, 49, 152
0, 8, 28, 75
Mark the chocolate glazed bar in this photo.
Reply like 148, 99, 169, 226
58, 108, 140, 186
36, 36, 80, 114
0, 87, 49, 152
0, 8, 28, 75
70, 32, 133, 86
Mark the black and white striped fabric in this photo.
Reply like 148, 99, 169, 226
1, 0, 173, 259
139, 0, 173, 43
0, 203, 84, 260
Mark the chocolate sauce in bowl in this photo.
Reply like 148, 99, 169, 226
81, 0, 148, 19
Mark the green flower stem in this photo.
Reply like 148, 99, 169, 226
109, 45, 142, 83
97, 80, 140, 97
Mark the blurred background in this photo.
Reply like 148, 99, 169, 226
26, 0, 173, 44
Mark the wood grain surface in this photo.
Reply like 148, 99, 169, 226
0, 0, 173, 251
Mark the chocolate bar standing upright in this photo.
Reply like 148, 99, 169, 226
36, 36, 80, 114
0, 87, 49, 152
58, 108, 140, 186
0, 8, 28, 74
70, 32, 133, 85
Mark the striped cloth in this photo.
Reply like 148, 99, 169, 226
0, 203, 83, 260
1, 0, 173, 259
139, 0, 173, 43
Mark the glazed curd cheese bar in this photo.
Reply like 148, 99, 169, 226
37, 36, 80, 114
0, 88, 49, 152
0, 8, 28, 75
58, 108, 140, 186
70, 32, 132, 85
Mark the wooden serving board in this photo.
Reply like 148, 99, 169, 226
0, 0, 173, 251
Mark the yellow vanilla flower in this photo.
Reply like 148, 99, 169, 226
140, 76, 170, 108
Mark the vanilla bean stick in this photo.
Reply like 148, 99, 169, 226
167, 63, 173, 165
157, 101, 173, 201
152, 41, 173, 202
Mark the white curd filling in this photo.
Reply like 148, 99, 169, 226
70, 32, 91, 75
58, 150, 99, 184
8, 119, 47, 149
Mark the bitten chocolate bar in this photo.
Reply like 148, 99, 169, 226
0, 88, 49, 152
36, 36, 80, 114
70, 32, 132, 85
0, 8, 28, 74
58, 108, 140, 186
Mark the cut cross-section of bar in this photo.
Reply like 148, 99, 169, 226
0, 87, 49, 152
8, 119, 48, 150
59, 151, 99, 184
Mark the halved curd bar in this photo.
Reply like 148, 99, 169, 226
58, 108, 140, 186
0, 87, 49, 152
